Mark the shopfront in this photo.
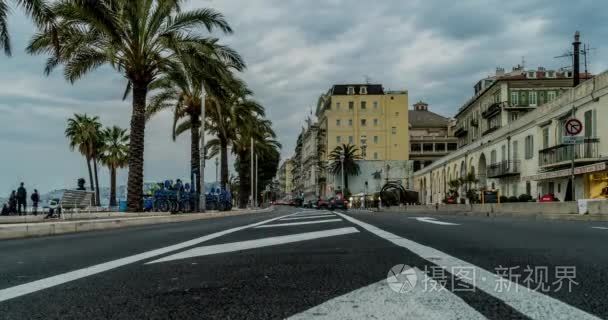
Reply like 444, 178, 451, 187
522, 162, 607, 200
585, 170, 608, 199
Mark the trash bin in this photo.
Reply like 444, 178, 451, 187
118, 200, 127, 212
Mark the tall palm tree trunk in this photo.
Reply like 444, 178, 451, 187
190, 118, 201, 196
127, 82, 148, 212
220, 136, 229, 189
86, 156, 94, 196
93, 156, 101, 206
237, 150, 249, 208
109, 167, 117, 207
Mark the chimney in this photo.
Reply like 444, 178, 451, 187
573, 31, 581, 86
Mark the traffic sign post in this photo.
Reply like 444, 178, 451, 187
565, 113, 582, 201
565, 118, 583, 135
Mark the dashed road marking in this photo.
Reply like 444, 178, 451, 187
255, 219, 342, 228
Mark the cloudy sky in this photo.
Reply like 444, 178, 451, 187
1, 0, 606, 195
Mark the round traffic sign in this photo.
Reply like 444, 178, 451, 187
565, 118, 583, 135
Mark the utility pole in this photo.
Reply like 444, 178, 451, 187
199, 100, 206, 212
255, 154, 259, 207
250, 137, 254, 208
215, 157, 219, 186
571, 31, 581, 201
340, 150, 345, 193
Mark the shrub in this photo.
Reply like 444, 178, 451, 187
500, 195, 509, 203
518, 194, 533, 202
508, 196, 519, 203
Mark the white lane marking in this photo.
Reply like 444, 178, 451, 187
591, 226, 608, 230
280, 214, 336, 221
254, 219, 342, 228
410, 217, 460, 226
147, 227, 360, 264
289, 268, 486, 320
334, 212, 601, 320
293, 211, 332, 217
0, 210, 301, 303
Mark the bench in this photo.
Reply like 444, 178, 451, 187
59, 189, 94, 214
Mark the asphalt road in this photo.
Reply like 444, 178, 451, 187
1, 206, 607, 319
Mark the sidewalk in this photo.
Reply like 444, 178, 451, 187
0, 207, 274, 240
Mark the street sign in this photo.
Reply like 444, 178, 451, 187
562, 136, 585, 144
565, 118, 583, 135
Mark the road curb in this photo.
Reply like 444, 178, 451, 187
0, 207, 274, 240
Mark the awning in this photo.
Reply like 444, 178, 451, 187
521, 162, 607, 181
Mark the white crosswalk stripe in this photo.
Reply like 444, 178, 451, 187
254, 219, 342, 228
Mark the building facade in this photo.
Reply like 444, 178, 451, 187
301, 119, 320, 201
316, 84, 411, 195
409, 101, 458, 172
413, 71, 608, 204
277, 158, 293, 198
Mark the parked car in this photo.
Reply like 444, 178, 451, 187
328, 197, 348, 210
539, 193, 559, 202
316, 198, 330, 209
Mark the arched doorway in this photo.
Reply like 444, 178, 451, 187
478, 153, 487, 188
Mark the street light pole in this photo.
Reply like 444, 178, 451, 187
255, 153, 259, 207
199, 99, 206, 212
215, 157, 219, 186
250, 137, 254, 208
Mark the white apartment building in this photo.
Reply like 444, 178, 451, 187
413, 70, 608, 204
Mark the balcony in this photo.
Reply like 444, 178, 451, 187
481, 102, 502, 119
482, 125, 500, 136
538, 138, 601, 168
487, 160, 521, 178
454, 127, 468, 137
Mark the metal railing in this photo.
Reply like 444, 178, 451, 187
487, 160, 521, 178
538, 138, 600, 167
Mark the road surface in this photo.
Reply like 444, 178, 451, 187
1, 206, 607, 319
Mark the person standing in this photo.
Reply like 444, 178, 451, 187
9, 190, 17, 215
17, 182, 27, 215
31, 189, 40, 216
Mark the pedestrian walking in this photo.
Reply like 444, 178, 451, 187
31, 189, 40, 216
9, 190, 17, 215
17, 182, 27, 215
1, 203, 9, 216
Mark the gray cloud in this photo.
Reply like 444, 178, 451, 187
1, 0, 607, 195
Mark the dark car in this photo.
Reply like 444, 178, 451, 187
316, 198, 330, 209
328, 197, 348, 210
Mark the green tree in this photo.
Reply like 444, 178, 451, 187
28, 0, 235, 211
100, 126, 129, 207
146, 51, 243, 197
65, 113, 101, 205
328, 143, 361, 194
1, 0, 53, 56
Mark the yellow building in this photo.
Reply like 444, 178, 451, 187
316, 84, 409, 161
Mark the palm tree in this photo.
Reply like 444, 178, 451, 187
100, 126, 129, 207
328, 144, 361, 194
28, 0, 240, 211
65, 113, 101, 205
1, 0, 52, 56
146, 51, 242, 198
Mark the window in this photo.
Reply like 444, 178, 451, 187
336, 102, 341, 110
373, 101, 378, 109
526, 181, 531, 195
348, 101, 354, 110
373, 152, 378, 160
336, 119, 341, 126
423, 143, 433, 152
547, 91, 556, 102
510, 113, 519, 122
447, 143, 457, 151
547, 71, 555, 78
411, 143, 421, 152
348, 119, 353, 126
490, 150, 497, 164
511, 91, 519, 105
525, 135, 534, 159
542, 127, 549, 148
348, 136, 353, 144
347, 86, 355, 95
548, 182, 555, 194
360, 86, 367, 94
361, 101, 366, 110
391, 127, 397, 134
361, 119, 366, 126
584, 110, 595, 138
558, 183, 561, 193
529, 91, 537, 106
360, 135, 367, 145
373, 118, 378, 126
527, 71, 536, 78
435, 143, 446, 152
501, 145, 506, 161
373, 136, 378, 144
336, 136, 341, 143
395, 112, 399, 116
512, 140, 519, 160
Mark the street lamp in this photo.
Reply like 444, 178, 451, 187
340, 150, 345, 193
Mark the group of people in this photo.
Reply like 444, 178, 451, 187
1, 183, 40, 216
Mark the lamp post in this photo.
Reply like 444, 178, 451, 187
215, 157, 219, 186
340, 150, 345, 193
